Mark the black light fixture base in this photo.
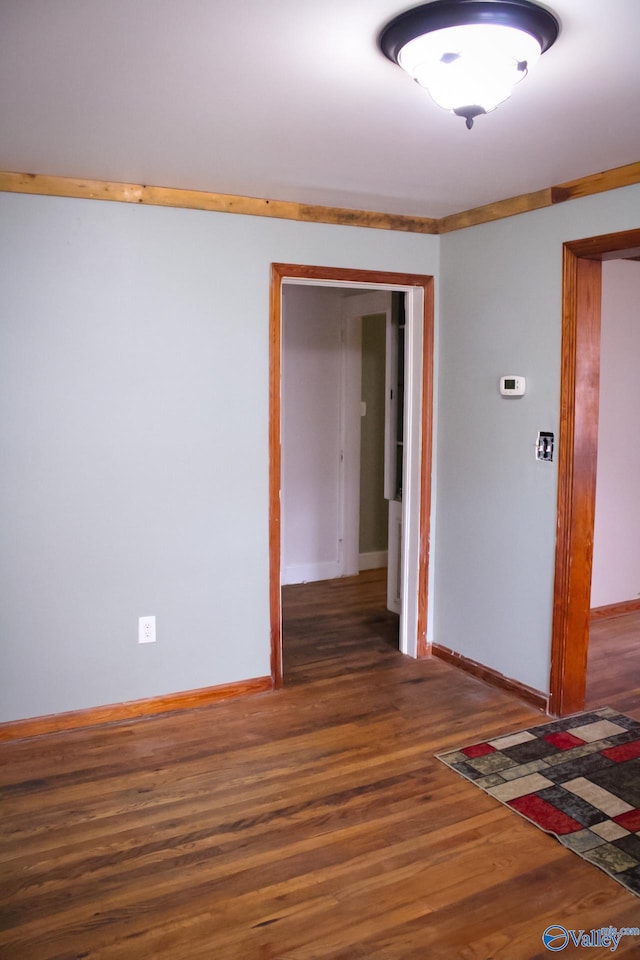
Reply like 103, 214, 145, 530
453, 105, 487, 129
379, 0, 560, 66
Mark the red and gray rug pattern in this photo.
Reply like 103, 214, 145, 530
437, 707, 640, 897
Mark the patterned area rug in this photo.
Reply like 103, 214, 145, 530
437, 707, 640, 897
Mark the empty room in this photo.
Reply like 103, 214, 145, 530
1, 1, 640, 957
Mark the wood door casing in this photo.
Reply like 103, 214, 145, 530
549, 228, 640, 716
270, 265, 434, 688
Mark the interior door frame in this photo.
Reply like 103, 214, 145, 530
549, 227, 640, 716
270, 264, 434, 687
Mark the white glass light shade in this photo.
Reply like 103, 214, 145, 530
398, 23, 542, 113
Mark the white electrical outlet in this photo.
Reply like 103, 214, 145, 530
138, 616, 156, 644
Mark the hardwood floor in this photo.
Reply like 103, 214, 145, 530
1, 570, 639, 960
586, 610, 640, 713
282, 569, 399, 686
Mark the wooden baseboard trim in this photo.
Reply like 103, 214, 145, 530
359, 550, 388, 571
431, 643, 547, 711
0, 676, 273, 743
590, 598, 640, 621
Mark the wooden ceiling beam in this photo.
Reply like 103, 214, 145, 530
438, 161, 640, 233
0, 161, 638, 235
0, 170, 439, 234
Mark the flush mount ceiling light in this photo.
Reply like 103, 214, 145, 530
379, 0, 559, 128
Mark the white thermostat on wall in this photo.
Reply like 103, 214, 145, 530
500, 375, 526, 397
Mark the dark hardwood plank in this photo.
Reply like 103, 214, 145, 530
1, 570, 639, 960
586, 609, 640, 713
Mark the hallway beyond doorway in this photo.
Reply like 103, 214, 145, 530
282, 568, 399, 685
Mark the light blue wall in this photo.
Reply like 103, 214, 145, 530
436, 184, 640, 694
0, 192, 439, 722
2, 183, 639, 722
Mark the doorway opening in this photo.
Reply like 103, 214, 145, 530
269, 265, 434, 687
549, 228, 640, 716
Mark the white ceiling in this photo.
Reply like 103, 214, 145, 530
1, 0, 639, 219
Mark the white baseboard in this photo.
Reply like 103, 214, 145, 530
359, 550, 388, 571
281, 560, 342, 586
